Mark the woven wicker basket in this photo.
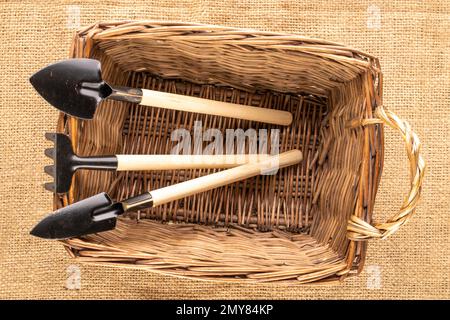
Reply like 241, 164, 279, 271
54, 21, 425, 283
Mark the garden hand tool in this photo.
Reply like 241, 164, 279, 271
44, 132, 270, 194
31, 149, 302, 239
30, 59, 293, 126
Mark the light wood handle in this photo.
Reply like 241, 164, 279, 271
140, 89, 293, 126
116, 154, 270, 170
150, 150, 302, 206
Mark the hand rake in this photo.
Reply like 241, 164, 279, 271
44, 132, 270, 194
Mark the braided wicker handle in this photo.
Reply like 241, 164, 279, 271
347, 106, 426, 240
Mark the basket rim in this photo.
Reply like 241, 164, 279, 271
77, 20, 378, 60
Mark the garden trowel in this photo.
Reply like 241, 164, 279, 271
30, 59, 293, 126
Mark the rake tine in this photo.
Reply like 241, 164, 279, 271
44, 148, 55, 159
44, 165, 55, 177
45, 132, 56, 142
43, 182, 55, 192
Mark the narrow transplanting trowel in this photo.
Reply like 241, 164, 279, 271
31, 150, 302, 239
30, 59, 293, 126
44, 132, 269, 194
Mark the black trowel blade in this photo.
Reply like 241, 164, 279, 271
30, 59, 111, 119
30, 193, 119, 239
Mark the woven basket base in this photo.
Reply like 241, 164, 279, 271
68, 219, 346, 283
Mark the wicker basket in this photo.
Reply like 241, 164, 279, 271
54, 21, 425, 283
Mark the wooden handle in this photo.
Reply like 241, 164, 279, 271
140, 89, 293, 126
116, 154, 270, 170
150, 150, 302, 206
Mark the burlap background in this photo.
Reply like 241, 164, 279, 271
0, 0, 448, 299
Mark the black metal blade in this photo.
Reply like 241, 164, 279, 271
44, 132, 75, 194
30, 59, 112, 119
51, 133, 75, 194
43, 132, 119, 194
30, 192, 121, 239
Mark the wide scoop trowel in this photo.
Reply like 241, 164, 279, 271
30, 59, 293, 126
30, 150, 302, 239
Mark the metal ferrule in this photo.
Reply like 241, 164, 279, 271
108, 85, 143, 104
73, 155, 118, 170
121, 193, 153, 212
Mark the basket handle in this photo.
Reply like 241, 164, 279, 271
347, 106, 426, 240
